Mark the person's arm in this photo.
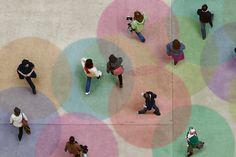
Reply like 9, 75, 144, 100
106, 62, 111, 73
118, 57, 123, 65
81, 58, 87, 68
22, 113, 28, 121
26, 68, 35, 77
197, 9, 201, 15
181, 43, 186, 50
91, 67, 101, 77
10, 115, 13, 124
64, 143, 68, 152
17, 70, 27, 77
131, 21, 137, 30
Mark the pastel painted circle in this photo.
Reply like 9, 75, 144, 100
97, 0, 171, 38
0, 87, 59, 156
200, 24, 236, 101
111, 65, 191, 148
36, 113, 118, 157
152, 105, 235, 157
58, 38, 133, 119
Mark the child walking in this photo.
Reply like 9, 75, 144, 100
106, 54, 124, 88
81, 58, 102, 95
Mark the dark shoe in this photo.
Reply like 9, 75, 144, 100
120, 84, 123, 88
153, 111, 161, 116
187, 152, 193, 157
174, 61, 178, 65
32, 88, 36, 95
97, 76, 101, 79
138, 111, 145, 114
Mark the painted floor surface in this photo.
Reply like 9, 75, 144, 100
0, 0, 236, 157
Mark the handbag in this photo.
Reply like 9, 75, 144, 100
22, 114, 31, 135
112, 66, 124, 76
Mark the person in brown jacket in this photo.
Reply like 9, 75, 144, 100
64, 136, 83, 157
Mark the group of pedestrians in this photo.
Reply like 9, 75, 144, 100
7, 3, 221, 157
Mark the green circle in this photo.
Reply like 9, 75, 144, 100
152, 105, 234, 157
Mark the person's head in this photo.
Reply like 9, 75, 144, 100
85, 59, 93, 69
22, 59, 30, 68
189, 128, 196, 135
14, 107, 21, 116
143, 92, 150, 99
201, 4, 208, 11
172, 39, 181, 50
69, 136, 75, 144
109, 54, 118, 63
134, 11, 144, 23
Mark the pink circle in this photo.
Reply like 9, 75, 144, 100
110, 65, 191, 148
36, 113, 118, 157
97, 0, 172, 38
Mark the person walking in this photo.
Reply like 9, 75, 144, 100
166, 39, 186, 65
64, 136, 83, 157
185, 127, 205, 157
81, 57, 102, 95
10, 107, 29, 141
138, 91, 161, 116
197, 4, 214, 40
107, 54, 124, 88
127, 11, 148, 42
17, 59, 37, 94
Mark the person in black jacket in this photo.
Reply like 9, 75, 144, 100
138, 91, 161, 116
197, 4, 214, 40
17, 59, 37, 94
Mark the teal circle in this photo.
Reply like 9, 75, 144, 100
56, 38, 133, 119
152, 105, 234, 157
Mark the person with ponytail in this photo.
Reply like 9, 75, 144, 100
81, 57, 102, 95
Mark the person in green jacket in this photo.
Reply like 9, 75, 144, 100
127, 11, 147, 42
185, 127, 204, 156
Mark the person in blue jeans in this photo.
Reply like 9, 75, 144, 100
81, 58, 102, 95
197, 4, 214, 40
127, 11, 148, 42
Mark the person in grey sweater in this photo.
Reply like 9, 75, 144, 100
107, 54, 124, 88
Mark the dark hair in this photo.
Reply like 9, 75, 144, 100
172, 39, 181, 50
109, 54, 118, 63
14, 107, 21, 116
69, 136, 75, 144
202, 4, 208, 11
143, 93, 150, 99
22, 59, 29, 65
85, 59, 93, 69
134, 11, 144, 23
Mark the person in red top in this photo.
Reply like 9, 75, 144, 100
197, 4, 214, 40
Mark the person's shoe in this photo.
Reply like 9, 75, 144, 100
120, 84, 123, 88
153, 111, 161, 116
32, 89, 36, 95
187, 152, 193, 157
85, 91, 90, 95
138, 111, 145, 114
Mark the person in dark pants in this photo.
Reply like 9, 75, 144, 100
10, 107, 29, 141
17, 59, 37, 94
185, 127, 204, 157
197, 4, 214, 40
234, 48, 236, 53
107, 54, 124, 88
138, 91, 161, 116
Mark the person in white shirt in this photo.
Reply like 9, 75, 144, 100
10, 107, 28, 141
81, 58, 102, 95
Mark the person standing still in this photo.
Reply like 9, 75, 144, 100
17, 59, 37, 94
10, 107, 29, 141
197, 4, 214, 40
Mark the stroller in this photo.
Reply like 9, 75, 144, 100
126, 16, 135, 33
